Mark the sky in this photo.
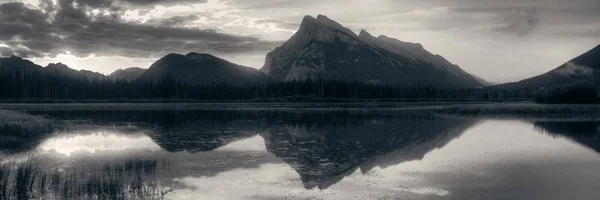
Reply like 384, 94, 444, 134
0, 0, 599, 83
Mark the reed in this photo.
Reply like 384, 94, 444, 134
0, 110, 53, 150
0, 158, 170, 200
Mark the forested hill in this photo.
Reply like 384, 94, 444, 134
0, 55, 531, 102
0, 68, 530, 102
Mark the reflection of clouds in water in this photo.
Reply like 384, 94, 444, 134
425, 120, 598, 167
363, 120, 600, 200
38, 132, 162, 156
167, 120, 600, 199
378, 120, 599, 173
215, 135, 266, 152
169, 163, 449, 200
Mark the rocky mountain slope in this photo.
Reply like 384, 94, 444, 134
260, 15, 485, 88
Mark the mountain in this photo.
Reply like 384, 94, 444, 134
0, 56, 105, 81
109, 67, 146, 81
137, 53, 272, 85
45, 63, 106, 81
0, 55, 43, 72
471, 73, 496, 86
497, 44, 600, 89
261, 115, 477, 189
260, 15, 485, 88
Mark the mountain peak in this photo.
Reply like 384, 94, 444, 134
138, 53, 271, 85
47, 62, 69, 69
185, 52, 220, 61
261, 15, 485, 88
359, 30, 374, 38
299, 14, 357, 37
315, 14, 342, 28
186, 52, 209, 57
358, 30, 377, 43
109, 67, 146, 81
8, 55, 21, 60
162, 53, 185, 59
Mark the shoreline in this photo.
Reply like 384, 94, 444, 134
2, 102, 600, 119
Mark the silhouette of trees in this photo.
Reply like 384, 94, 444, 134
0, 69, 532, 102
534, 80, 600, 104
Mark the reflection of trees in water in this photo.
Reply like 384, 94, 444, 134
28, 110, 426, 153
261, 115, 479, 189
534, 121, 600, 152
0, 158, 170, 200
14, 110, 485, 191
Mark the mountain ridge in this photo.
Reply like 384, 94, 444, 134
136, 52, 272, 85
109, 67, 146, 81
495, 44, 600, 89
260, 14, 486, 88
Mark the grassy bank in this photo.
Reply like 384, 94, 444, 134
0, 159, 171, 200
0, 110, 53, 151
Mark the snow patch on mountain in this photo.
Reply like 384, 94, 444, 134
553, 62, 595, 77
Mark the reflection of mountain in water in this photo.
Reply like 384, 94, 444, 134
261, 115, 478, 189
535, 121, 600, 152
31, 110, 269, 153
23, 109, 482, 190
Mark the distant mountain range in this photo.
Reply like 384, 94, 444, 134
0, 53, 271, 85
0, 15, 490, 88
0, 55, 106, 81
2, 14, 599, 90
137, 53, 271, 85
260, 15, 486, 88
109, 67, 146, 81
496, 44, 600, 89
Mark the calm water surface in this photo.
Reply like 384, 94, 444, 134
1, 108, 600, 200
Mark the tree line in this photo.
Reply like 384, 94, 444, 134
0, 68, 535, 102
534, 79, 600, 104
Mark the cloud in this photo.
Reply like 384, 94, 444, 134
0, 0, 281, 58
0, 44, 45, 57
121, 0, 208, 7
498, 8, 539, 36
56, 0, 209, 9
145, 14, 200, 26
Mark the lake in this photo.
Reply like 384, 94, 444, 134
1, 104, 600, 200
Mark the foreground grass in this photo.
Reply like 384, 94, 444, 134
0, 110, 53, 150
0, 159, 171, 200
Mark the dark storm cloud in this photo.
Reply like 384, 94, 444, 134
146, 14, 200, 27
56, 0, 207, 8
120, 0, 207, 7
0, 0, 280, 58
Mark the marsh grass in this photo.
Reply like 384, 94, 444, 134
0, 110, 53, 150
0, 158, 170, 200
